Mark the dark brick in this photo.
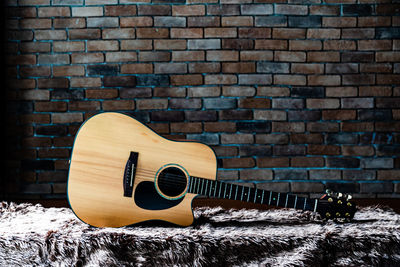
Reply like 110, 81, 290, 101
153, 0, 185, 3
376, 98, 400, 108
219, 110, 252, 120
257, 62, 289, 74
207, 5, 240, 16
273, 145, 306, 156
376, 28, 400, 39
103, 76, 136, 87
36, 125, 67, 136
274, 169, 307, 180
255, 16, 287, 27
360, 133, 392, 145
291, 87, 324, 97
341, 52, 374, 63
151, 110, 184, 122
326, 134, 358, 144
239, 145, 272, 157
120, 88, 152, 98
22, 160, 54, 171
237, 121, 271, 133
327, 157, 360, 168
203, 98, 236, 109
87, 65, 118, 76
185, 110, 217, 121
51, 89, 84, 100
358, 110, 392, 120
377, 145, 400, 156
222, 39, 253, 50
272, 98, 304, 109
343, 170, 376, 181
343, 4, 373, 16
136, 75, 169, 87
288, 110, 321, 121
288, 16, 321, 28
360, 182, 393, 193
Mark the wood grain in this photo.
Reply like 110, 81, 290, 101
68, 112, 217, 227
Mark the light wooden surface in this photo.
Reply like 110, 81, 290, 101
68, 112, 217, 227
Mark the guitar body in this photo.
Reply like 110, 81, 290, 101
68, 112, 217, 227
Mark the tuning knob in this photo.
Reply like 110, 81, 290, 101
326, 189, 333, 196
346, 195, 352, 201
338, 193, 343, 198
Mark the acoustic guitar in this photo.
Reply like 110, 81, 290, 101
68, 112, 357, 227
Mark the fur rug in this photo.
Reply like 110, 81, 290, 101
0, 202, 399, 267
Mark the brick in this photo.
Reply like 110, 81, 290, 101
322, 110, 356, 120
121, 63, 153, 74
122, 40, 153, 50
341, 52, 374, 63
237, 121, 270, 132
207, 4, 240, 15
274, 169, 307, 180
326, 87, 357, 97
102, 28, 135, 39
137, 5, 171, 16
139, 51, 170, 62
102, 100, 134, 111
103, 76, 136, 87
189, 62, 220, 73
106, 52, 137, 62
136, 99, 168, 110
289, 40, 321, 51
222, 16, 253, 27
272, 28, 305, 39
35, 30, 67, 40
291, 64, 324, 74
254, 110, 286, 121
307, 29, 340, 39
376, 52, 400, 62
18, 90, 49, 101
274, 75, 306, 86
359, 110, 391, 120
255, 16, 287, 27
222, 158, 255, 168
257, 62, 289, 73
188, 39, 220, 50
170, 74, 202, 86
238, 74, 272, 85
310, 5, 339, 15
358, 16, 391, 27
20, 66, 51, 77
222, 63, 255, 73
341, 98, 374, 109
87, 89, 119, 99
221, 134, 253, 144
378, 170, 400, 181
322, 17, 357, 28
275, 51, 306, 62
71, 53, 103, 63
241, 4, 273, 15
341, 122, 374, 132
120, 17, 153, 27
288, 110, 321, 121
308, 52, 340, 62
238, 98, 271, 109
342, 28, 375, 39
69, 101, 100, 111
343, 74, 375, 86
272, 122, 305, 133
154, 63, 186, 74
137, 28, 169, 39
20, 42, 50, 53
70, 77, 101, 88
154, 16, 186, 27
104, 5, 136, 16
308, 75, 340, 86
188, 16, 220, 27
136, 75, 169, 86
358, 40, 392, 51
308, 145, 340, 155
324, 40, 356, 50
173, 51, 204, 61
203, 98, 236, 109
72, 7, 103, 17
204, 74, 237, 85
172, 5, 205, 16
204, 122, 235, 132
361, 158, 393, 169
38, 7, 70, 17
204, 27, 237, 38
343, 4, 373, 16
291, 157, 324, 167
185, 110, 217, 121
222, 39, 253, 50
326, 63, 358, 74
256, 134, 288, 145
275, 4, 308, 15
240, 169, 272, 181
20, 18, 51, 29
38, 78, 69, 88
207, 50, 238, 62
307, 122, 339, 132
360, 64, 392, 73
309, 170, 340, 180
171, 122, 202, 133
52, 113, 83, 124
306, 98, 340, 109
53, 66, 85, 77
288, 16, 321, 28
240, 51, 273, 61
69, 29, 100, 40
360, 183, 393, 193
238, 27, 271, 39
376, 28, 400, 39
343, 170, 375, 181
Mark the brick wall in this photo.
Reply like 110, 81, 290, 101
4, 0, 400, 200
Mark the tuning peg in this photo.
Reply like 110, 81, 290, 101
346, 194, 352, 201
337, 192, 343, 198
325, 189, 332, 196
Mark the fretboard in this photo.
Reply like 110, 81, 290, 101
188, 176, 318, 212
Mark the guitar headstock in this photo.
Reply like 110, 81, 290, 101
316, 189, 357, 221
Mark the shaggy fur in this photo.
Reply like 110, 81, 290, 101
0, 202, 399, 266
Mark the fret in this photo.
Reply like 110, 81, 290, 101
303, 197, 307, 210
313, 199, 318, 212
214, 181, 218, 197
277, 193, 280, 207
253, 188, 257, 203
294, 195, 298, 209
223, 183, 227, 198
218, 181, 223, 198
234, 184, 238, 200
246, 187, 251, 202
241, 185, 244, 201
196, 177, 201, 194
189, 177, 194, 193
228, 184, 233, 199
268, 191, 272, 205
204, 180, 209, 196
285, 194, 288, 208
261, 190, 265, 204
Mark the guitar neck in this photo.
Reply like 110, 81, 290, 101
188, 176, 319, 213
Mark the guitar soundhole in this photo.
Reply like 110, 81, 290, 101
157, 167, 187, 198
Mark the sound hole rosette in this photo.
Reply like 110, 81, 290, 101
154, 164, 189, 200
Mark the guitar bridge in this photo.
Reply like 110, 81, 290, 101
123, 152, 139, 197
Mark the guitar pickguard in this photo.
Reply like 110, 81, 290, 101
134, 181, 184, 210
